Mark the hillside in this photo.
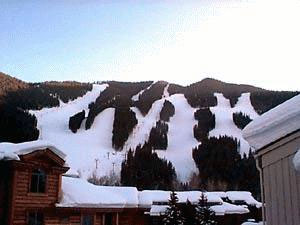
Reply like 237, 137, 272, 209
0, 73, 299, 194
0, 72, 28, 99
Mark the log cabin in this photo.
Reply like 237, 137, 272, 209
243, 94, 300, 225
0, 140, 261, 225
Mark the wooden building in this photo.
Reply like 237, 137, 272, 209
243, 94, 300, 225
0, 140, 261, 225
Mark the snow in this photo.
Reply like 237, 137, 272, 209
29, 82, 263, 182
210, 202, 249, 215
57, 176, 138, 208
124, 99, 165, 151
138, 190, 223, 206
293, 149, 300, 172
210, 93, 259, 156
31, 84, 126, 179
156, 94, 200, 182
149, 205, 169, 216
162, 84, 170, 98
243, 94, 300, 150
209, 192, 227, 199
148, 199, 250, 216
241, 222, 263, 225
0, 140, 66, 161
226, 191, 262, 208
131, 82, 154, 101
55, 176, 259, 214
126, 93, 199, 182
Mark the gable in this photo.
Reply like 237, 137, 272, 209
19, 148, 66, 168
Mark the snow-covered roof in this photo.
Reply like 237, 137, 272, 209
57, 177, 261, 211
149, 202, 250, 217
0, 140, 66, 161
149, 205, 169, 216
57, 176, 139, 208
138, 190, 223, 207
226, 191, 262, 208
210, 202, 249, 216
242, 94, 300, 150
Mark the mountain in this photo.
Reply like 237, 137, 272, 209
0, 72, 28, 99
0, 72, 299, 194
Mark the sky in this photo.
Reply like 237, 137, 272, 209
0, 0, 300, 91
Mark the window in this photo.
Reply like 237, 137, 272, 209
104, 213, 113, 225
82, 215, 94, 225
28, 211, 44, 225
30, 169, 46, 193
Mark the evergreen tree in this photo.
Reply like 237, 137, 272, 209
195, 193, 217, 225
182, 200, 196, 225
163, 191, 184, 225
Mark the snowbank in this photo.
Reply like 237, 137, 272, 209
0, 140, 66, 161
243, 94, 300, 150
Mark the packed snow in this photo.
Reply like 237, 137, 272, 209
31, 84, 126, 179
293, 149, 300, 172
210, 93, 259, 156
155, 94, 199, 182
29, 83, 262, 182
0, 140, 66, 161
243, 94, 300, 150
131, 82, 154, 101
124, 99, 165, 151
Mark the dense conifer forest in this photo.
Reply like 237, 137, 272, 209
193, 108, 216, 142
121, 142, 177, 190
233, 112, 252, 129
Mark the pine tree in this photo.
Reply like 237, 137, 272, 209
163, 191, 184, 225
195, 192, 217, 225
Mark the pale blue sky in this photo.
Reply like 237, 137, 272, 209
1, 0, 300, 90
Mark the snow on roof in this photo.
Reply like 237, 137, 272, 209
293, 149, 300, 172
243, 94, 300, 150
57, 177, 261, 213
241, 222, 263, 225
226, 191, 262, 208
149, 202, 249, 217
149, 205, 169, 216
0, 140, 66, 161
57, 176, 139, 208
138, 190, 223, 207
211, 202, 249, 216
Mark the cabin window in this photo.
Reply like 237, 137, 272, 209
28, 211, 44, 225
104, 213, 113, 225
30, 169, 46, 193
81, 215, 94, 225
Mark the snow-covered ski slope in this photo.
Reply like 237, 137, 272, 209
32, 84, 259, 182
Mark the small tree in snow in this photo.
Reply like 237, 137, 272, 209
163, 191, 184, 225
195, 192, 217, 225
